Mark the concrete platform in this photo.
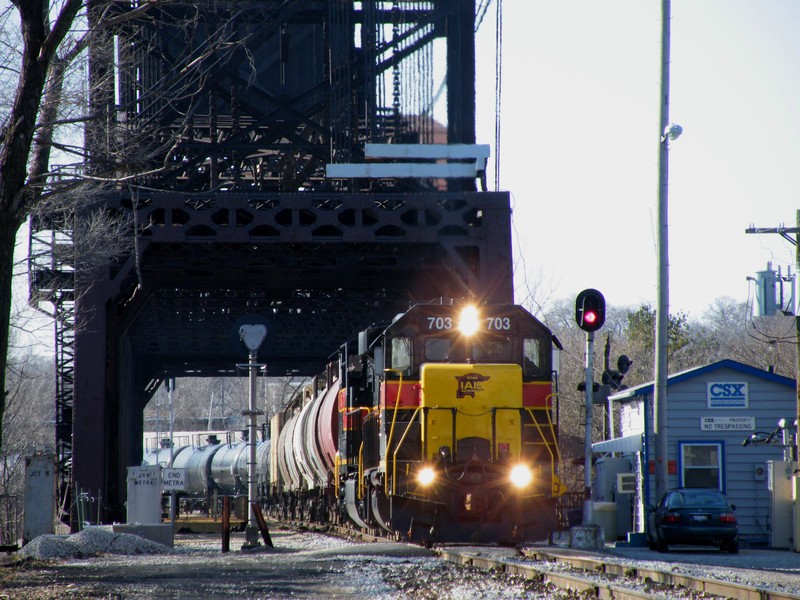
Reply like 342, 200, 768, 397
568, 525, 605, 550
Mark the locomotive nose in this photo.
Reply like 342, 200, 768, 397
461, 488, 489, 517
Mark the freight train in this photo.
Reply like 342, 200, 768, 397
144, 301, 565, 544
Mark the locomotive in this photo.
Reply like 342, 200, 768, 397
271, 303, 565, 543
146, 301, 565, 544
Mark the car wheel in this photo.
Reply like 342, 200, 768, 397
656, 531, 668, 553
726, 539, 739, 554
648, 537, 657, 551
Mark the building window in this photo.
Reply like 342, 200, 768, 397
678, 441, 724, 492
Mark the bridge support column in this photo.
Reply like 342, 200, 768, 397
72, 279, 115, 527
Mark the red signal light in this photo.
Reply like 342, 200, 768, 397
575, 289, 606, 332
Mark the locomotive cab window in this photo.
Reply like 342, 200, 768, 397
390, 337, 413, 375
425, 337, 455, 361
523, 338, 544, 377
472, 337, 512, 362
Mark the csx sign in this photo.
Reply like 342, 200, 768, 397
707, 382, 748, 408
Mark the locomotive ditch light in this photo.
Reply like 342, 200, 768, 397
417, 466, 436, 486
458, 305, 480, 336
509, 464, 533, 489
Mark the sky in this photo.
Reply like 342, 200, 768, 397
474, 0, 798, 319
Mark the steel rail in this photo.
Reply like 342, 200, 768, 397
299, 523, 800, 600
436, 547, 800, 600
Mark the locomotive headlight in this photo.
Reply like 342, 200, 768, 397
417, 466, 436, 486
458, 305, 480, 336
509, 464, 533, 488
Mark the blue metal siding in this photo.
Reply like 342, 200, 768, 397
616, 361, 795, 545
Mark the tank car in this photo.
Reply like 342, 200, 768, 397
269, 301, 565, 544
143, 432, 270, 515
271, 372, 339, 521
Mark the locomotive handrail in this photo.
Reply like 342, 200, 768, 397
391, 406, 423, 496
524, 401, 562, 496
334, 452, 340, 499
523, 408, 556, 462
358, 442, 365, 500
383, 369, 404, 496
543, 394, 561, 463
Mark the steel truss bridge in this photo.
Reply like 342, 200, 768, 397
29, 0, 514, 525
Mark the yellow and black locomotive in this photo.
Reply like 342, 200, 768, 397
333, 301, 565, 543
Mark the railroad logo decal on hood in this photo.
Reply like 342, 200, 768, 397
454, 373, 490, 398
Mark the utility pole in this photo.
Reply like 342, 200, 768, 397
654, 0, 680, 502
745, 210, 800, 552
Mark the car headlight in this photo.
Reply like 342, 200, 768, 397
509, 464, 532, 488
417, 466, 436, 486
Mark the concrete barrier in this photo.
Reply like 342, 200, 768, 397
568, 525, 605, 550
112, 523, 174, 548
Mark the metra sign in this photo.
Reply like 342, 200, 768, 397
706, 382, 748, 408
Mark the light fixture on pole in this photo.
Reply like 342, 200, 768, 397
662, 123, 683, 143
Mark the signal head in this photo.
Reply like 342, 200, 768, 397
575, 288, 606, 332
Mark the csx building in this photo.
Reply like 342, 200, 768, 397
593, 359, 797, 548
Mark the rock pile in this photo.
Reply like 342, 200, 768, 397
18, 526, 172, 560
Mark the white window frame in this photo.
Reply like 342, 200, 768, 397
677, 441, 725, 493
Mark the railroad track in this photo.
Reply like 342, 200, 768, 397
437, 546, 800, 600
315, 522, 799, 600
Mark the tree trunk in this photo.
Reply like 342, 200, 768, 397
0, 217, 24, 452
0, 0, 83, 453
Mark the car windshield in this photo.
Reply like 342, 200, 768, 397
671, 490, 726, 508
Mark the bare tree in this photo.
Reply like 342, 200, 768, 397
700, 297, 796, 378
0, 0, 87, 452
0, 323, 53, 543
1, 0, 285, 455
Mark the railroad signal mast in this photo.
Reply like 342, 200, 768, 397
575, 288, 606, 526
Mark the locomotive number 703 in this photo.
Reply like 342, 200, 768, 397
425, 316, 512, 331
426, 316, 453, 330
485, 317, 511, 330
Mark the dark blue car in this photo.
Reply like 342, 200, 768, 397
647, 488, 738, 553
